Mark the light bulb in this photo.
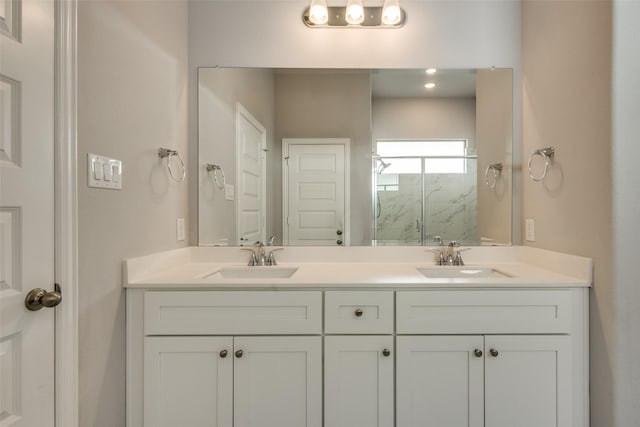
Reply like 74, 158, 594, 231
424, 83, 436, 89
382, 0, 401, 25
345, 0, 365, 25
426, 68, 437, 75
309, 0, 328, 25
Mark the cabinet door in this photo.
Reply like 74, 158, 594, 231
144, 337, 233, 427
396, 336, 484, 427
485, 335, 572, 427
233, 336, 322, 427
324, 336, 394, 427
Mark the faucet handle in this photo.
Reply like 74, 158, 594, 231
453, 248, 471, 266
267, 248, 283, 266
448, 240, 460, 248
241, 248, 258, 266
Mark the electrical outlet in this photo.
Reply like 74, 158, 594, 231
525, 219, 535, 242
176, 218, 185, 241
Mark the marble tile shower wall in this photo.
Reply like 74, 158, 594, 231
376, 162, 478, 245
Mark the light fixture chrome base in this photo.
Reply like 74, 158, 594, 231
303, 6, 406, 28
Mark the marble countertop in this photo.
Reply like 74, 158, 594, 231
123, 246, 592, 289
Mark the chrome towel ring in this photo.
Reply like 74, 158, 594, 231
205, 163, 226, 189
158, 148, 186, 182
528, 147, 555, 182
484, 162, 503, 190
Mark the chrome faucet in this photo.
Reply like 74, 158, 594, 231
432, 240, 470, 266
241, 242, 283, 266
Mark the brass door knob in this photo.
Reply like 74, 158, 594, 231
219, 350, 228, 358
382, 348, 391, 357
25, 284, 62, 311
354, 308, 363, 317
474, 349, 483, 358
489, 348, 499, 357
235, 350, 244, 358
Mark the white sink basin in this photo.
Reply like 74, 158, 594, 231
205, 267, 299, 279
417, 267, 512, 279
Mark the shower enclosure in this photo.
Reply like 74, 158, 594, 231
372, 140, 478, 246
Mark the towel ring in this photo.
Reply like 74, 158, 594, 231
484, 162, 503, 190
205, 163, 226, 189
158, 148, 186, 182
528, 147, 555, 182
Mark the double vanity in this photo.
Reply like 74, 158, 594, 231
124, 246, 591, 427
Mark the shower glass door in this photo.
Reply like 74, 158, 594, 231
372, 140, 479, 246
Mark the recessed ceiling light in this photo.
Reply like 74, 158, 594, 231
425, 68, 437, 75
424, 82, 436, 89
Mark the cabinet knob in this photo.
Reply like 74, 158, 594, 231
219, 349, 228, 358
489, 348, 499, 357
337, 239, 343, 245
474, 349, 483, 358
235, 350, 244, 358
336, 230, 343, 236
382, 348, 391, 357
354, 308, 363, 317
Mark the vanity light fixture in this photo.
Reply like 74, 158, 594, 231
424, 82, 436, 89
425, 68, 437, 75
303, 0, 406, 28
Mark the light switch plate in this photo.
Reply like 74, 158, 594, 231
224, 184, 235, 201
88, 153, 122, 190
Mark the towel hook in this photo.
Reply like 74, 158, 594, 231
484, 162, 503, 190
528, 147, 555, 182
158, 148, 186, 182
205, 163, 226, 189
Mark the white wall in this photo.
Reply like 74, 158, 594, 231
198, 68, 275, 245
78, 1, 189, 425
521, 1, 612, 426
188, 0, 523, 244
612, 0, 640, 424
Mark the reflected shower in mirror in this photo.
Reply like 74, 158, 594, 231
198, 68, 512, 247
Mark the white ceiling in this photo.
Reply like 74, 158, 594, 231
371, 69, 477, 99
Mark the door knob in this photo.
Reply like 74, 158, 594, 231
25, 284, 62, 311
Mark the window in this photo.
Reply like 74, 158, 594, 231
376, 140, 468, 174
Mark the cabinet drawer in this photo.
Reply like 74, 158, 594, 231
144, 291, 322, 335
396, 290, 572, 334
325, 291, 394, 334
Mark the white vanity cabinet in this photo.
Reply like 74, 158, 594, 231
130, 290, 323, 427
128, 287, 588, 427
323, 291, 394, 427
396, 289, 581, 427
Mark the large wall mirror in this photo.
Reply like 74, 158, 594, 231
198, 68, 512, 247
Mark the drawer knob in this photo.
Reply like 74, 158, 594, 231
235, 350, 244, 358
474, 349, 483, 358
382, 348, 391, 357
354, 308, 363, 317
220, 349, 228, 358
489, 348, 499, 357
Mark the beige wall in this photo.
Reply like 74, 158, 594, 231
275, 72, 372, 244
611, 0, 640, 424
522, 1, 612, 426
476, 69, 513, 245
77, 1, 188, 426
198, 68, 276, 245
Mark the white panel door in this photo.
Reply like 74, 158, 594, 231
484, 335, 572, 427
284, 140, 347, 246
324, 335, 394, 427
0, 0, 55, 426
396, 336, 484, 427
233, 336, 322, 427
236, 104, 266, 245
144, 337, 233, 427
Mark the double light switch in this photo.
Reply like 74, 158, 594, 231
88, 153, 122, 190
